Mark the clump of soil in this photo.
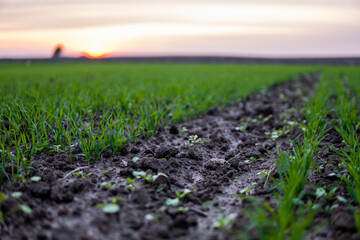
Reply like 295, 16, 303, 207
1, 74, 355, 240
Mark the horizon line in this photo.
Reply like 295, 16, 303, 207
2, 55, 360, 60
1, 55, 360, 66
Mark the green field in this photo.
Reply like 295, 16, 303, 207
239, 68, 360, 239
0, 63, 359, 180
0, 63, 314, 169
1, 63, 360, 239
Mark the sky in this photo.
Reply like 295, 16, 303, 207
0, 0, 360, 58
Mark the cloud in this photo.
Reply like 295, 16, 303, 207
0, 0, 359, 57
1, 0, 359, 31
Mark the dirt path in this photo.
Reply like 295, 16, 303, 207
2, 74, 354, 240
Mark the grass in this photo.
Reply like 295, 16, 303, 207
0, 63, 314, 186
332, 75, 360, 234
237, 67, 360, 239
239, 75, 331, 240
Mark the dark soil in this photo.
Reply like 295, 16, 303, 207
1, 74, 357, 240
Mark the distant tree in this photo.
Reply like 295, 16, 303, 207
52, 44, 63, 59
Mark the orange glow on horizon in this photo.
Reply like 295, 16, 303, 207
81, 51, 109, 59
79, 44, 111, 59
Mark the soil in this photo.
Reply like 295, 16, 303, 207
1, 74, 357, 240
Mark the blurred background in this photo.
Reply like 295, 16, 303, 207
0, 0, 359, 58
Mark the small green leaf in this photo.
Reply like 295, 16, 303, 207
329, 187, 338, 196
202, 201, 211, 209
132, 171, 146, 178
0, 192, 8, 202
175, 191, 180, 198
235, 126, 247, 131
312, 203, 321, 210
145, 214, 155, 221
144, 175, 154, 182
102, 204, 120, 213
153, 173, 168, 181
315, 188, 326, 198
181, 189, 191, 197
177, 207, 189, 212
337, 196, 347, 203
30, 176, 41, 182
166, 198, 179, 206
125, 185, 135, 191
132, 157, 139, 163
331, 204, 339, 211
110, 196, 123, 204
178, 189, 194, 198
19, 205, 32, 214
11, 192, 22, 199
95, 203, 106, 209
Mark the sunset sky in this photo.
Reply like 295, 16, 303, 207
0, 0, 359, 58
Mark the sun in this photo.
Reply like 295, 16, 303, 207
81, 45, 110, 59
82, 51, 108, 59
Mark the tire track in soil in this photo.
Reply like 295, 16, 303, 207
1, 74, 319, 240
